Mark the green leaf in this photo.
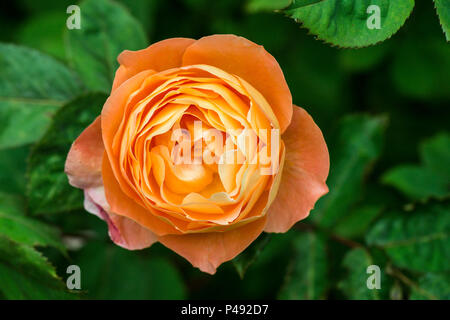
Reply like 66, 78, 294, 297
312, 114, 387, 229
434, 0, 450, 41
284, 0, 415, 48
233, 233, 271, 279
382, 133, 450, 200
246, 0, 292, 12
0, 193, 65, 252
27, 93, 108, 215
0, 43, 84, 150
338, 43, 389, 73
410, 273, 450, 300
338, 248, 391, 299
74, 241, 186, 299
382, 165, 449, 200
333, 205, 383, 239
285, 0, 325, 10
0, 236, 73, 299
0, 146, 29, 195
17, 12, 67, 60
391, 38, 450, 100
420, 133, 450, 180
65, 0, 147, 92
116, 0, 160, 31
278, 232, 328, 299
366, 201, 450, 273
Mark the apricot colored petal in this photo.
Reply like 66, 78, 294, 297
65, 116, 104, 189
102, 153, 181, 236
265, 106, 329, 233
158, 216, 267, 274
182, 34, 292, 132
84, 187, 157, 250
112, 38, 196, 91
102, 70, 155, 199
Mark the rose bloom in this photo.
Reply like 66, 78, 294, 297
65, 35, 329, 274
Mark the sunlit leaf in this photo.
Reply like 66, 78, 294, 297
434, 0, 450, 41
284, 0, 415, 48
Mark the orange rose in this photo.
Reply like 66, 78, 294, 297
65, 35, 329, 274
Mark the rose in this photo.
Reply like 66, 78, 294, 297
65, 35, 329, 274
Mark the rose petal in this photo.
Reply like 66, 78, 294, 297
84, 186, 157, 250
65, 116, 104, 189
264, 106, 329, 233
182, 34, 292, 132
102, 70, 155, 201
112, 38, 196, 91
102, 152, 182, 236
158, 216, 267, 274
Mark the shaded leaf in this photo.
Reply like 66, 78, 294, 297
420, 133, 450, 179
0, 236, 73, 299
0, 43, 84, 150
391, 38, 450, 100
338, 43, 389, 73
246, 0, 291, 12
334, 205, 383, 239
116, 0, 160, 31
0, 146, 29, 194
74, 241, 186, 299
410, 273, 450, 300
434, 0, 450, 41
312, 114, 387, 229
233, 233, 271, 279
366, 201, 450, 273
338, 248, 391, 299
382, 133, 450, 200
382, 165, 449, 200
17, 12, 66, 60
0, 193, 65, 252
284, 0, 415, 48
278, 232, 327, 299
27, 93, 108, 215
65, 0, 147, 92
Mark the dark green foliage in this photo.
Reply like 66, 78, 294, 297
0, 0, 448, 300
27, 93, 108, 215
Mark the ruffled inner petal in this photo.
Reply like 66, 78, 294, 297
102, 64, 284, 233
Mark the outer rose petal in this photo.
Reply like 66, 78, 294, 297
159, 216, 267, 274
112, 38, 196, 91
65, 116, 104, 189
65, 117, 157, 250
265, 106, 329, 233
84, 187, 157, 250
182, 34, 293, 133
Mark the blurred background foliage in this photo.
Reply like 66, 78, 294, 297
0, 0, 449, 300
